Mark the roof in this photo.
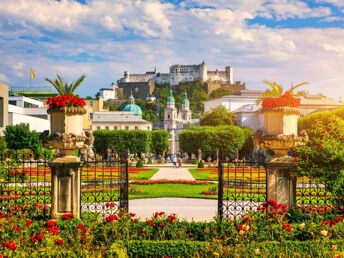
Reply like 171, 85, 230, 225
299, 95, 342, 106
233, 104, 259, 113
99, 88, 114, 91
92, 112, 151, 123
122, 103, 142, 115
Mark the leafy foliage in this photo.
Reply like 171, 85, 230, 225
4, 123, 42, 157
179, 126, 246, 156
297, 115, 344, 209
0, 136, 6, 151
209, 87, 232, 99
93, 130, 168, 156
200, 106, 234, 126
45, 74, 86, 95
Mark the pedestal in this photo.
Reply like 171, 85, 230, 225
266, 160, 296, 207
50, 156, 81, 219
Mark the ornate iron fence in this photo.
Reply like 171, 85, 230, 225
0, 151, 51, 218
80, 153, 129, 220
296, 175, 343, 214
218, 160, 267, 219
0, 150, 129, 220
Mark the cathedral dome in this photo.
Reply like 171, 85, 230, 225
122, 93, 142, 116
167, 90, 175, 103
181, 91, 189, 105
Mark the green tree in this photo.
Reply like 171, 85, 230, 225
209, 88, 232, 99
4, 123, 43, 157
200, 106, 234, 126
179, 126, 245, 158
297, 115, 344, 209
45, 74, 86, 95
150, 130, 169, 155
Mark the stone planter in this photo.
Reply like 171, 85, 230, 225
47, 107, 87, 157
261, 107, 300, 136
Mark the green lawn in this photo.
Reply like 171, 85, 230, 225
129, 184, 217, 199
130, 168, 159, 180
188, 168, 218, 181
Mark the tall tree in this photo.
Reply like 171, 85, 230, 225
200, 106, 234, 126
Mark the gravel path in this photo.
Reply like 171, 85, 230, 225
150, 167, 195, 181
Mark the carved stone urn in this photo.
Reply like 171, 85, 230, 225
46, 106, 87, 219
47, 107, 87, 159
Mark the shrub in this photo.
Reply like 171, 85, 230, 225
136, 159, 144, 168
198, 160, 205, 168
0, 136, 6, 151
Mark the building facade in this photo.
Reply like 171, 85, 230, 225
83, 98, 107, 131
8, 96, 50, 132
91, 111, 152, 131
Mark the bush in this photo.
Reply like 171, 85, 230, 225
0, 136, 6, 151
119, 240, 211, 258
136, 159, 144, 168
198, 160, 205, 168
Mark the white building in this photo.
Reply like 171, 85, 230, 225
117, 61, 233, 86
96, 83, 117, 101
204, 91, 343, 132
8, 96, 50, 132
91, 111, 152, 131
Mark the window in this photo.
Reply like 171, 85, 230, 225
105, 126, 109, 130
125, 126, 129, 130
147, 126, 150, 130
8, 100, 16, 106
89, 101, 94, 107
168, 114, 170, 119
114, 126, 118, 130
97, 126, 100, 130
135, 126, 139, 130
89, 113, 93, 120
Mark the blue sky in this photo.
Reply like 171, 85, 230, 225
0, 0, 344, 99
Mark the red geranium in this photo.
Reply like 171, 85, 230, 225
56, 239, 63, 246
262, 92, 300, 109
47, 94, 86, 109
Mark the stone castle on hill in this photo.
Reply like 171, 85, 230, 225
117, 61, 233, 86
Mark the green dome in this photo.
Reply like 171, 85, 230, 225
122, 103, 142, 116
182, 91, 189, 105
167, 90, 175, 103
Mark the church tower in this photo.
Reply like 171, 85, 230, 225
181, 91, 192, 122
164, 90, 178, 130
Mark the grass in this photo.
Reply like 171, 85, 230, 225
129, 184, 217, 199
189, 168, 218, 181
130, 168, 159, 180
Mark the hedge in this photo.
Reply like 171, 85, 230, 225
110, 240, 211, 258
107, 240, 344, 258
93, 130, 168, 156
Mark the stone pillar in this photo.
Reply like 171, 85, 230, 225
266, 160, 296, 207
50, 156, 81, 219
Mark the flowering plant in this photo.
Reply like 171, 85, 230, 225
47, 94, 86, 109
262, 92, 300, 109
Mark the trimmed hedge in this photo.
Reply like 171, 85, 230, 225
93, 130, 168, 156
111, 240, 210, 258
108, 240, 344, 258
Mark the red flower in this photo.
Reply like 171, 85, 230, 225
56, 239, 63, 246
282, 224, 292, 232
146, 220, 154, 225
80, 236, 87, 243
12, 225, 22, 232
30, 236, 37, 243
47, 94, 86, 109
3, 240, 16, 251
105, 215, 118, 223
129, 213, 136, 217
119, 211, 125, 217
62, 213, 74, 220
36, 233, 44, 242
26, 219, 33, 227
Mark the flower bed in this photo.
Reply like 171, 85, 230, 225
1, 200, 343, 257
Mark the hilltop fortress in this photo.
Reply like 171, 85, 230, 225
117, 61, 234, 86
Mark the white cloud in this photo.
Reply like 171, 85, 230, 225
0, 0, 343, 100
320, 16, 344, 22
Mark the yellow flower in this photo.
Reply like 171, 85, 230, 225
213, 252, 220, 257
320, 230, 328, 237
332, 245, 337, 251
239, 230, 245, 235
243, 225, 250, 231
5, 157, 11, 162
254, 248, 260, 255
298, 223, 305, 230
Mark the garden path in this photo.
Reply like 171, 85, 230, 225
150, 167, 195, 181
129, 198, 217, 221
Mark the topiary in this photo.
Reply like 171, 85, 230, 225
197, 160, 205, 168
136, 159, 144, 168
